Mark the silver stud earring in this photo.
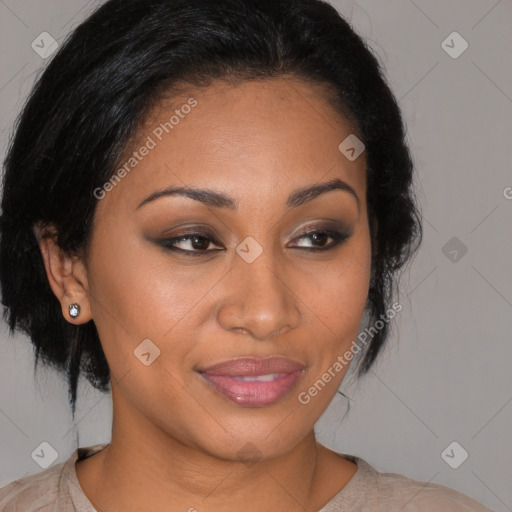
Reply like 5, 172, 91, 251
68, 303, 81, 318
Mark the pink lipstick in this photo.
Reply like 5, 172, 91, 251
198, 356, 305, 407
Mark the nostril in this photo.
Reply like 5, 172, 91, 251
270, 325, 289, 342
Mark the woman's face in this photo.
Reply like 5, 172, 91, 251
82, 77, 371, 460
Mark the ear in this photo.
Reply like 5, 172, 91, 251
33, 223, 92, 325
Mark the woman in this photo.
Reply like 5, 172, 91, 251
0, 0, 494, 510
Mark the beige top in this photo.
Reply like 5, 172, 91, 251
0, 443, 494, 511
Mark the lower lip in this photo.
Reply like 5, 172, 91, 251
199, 370, 304, 407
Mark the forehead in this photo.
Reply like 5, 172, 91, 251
97, 77, 367, 217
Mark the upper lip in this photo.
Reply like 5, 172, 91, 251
198, 356, 305, 377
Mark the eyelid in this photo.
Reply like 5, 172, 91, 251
291, 220, 353, 238
169, 227, 216, 238
158, 222, 223, 242
165, 220, 351, 243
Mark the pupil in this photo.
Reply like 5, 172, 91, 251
312, 232, 327, 246
192, 236, 209, 250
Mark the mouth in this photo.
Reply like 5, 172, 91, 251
197, 356, 306, 407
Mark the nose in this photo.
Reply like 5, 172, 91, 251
216, 249, 300, 342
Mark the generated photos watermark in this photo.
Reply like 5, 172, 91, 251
93, 97, 198, 200
298, 302, 403, 405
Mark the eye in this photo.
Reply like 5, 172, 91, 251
289, 228, 352, 251
158, 232, 224, 256
157, 225, 352, 256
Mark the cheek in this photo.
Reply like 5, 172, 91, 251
84, 228, 184, 361
336, 242, 371, 333
85, 227, 227, 371
293, 237, 371, 411
296, 233, 371, 344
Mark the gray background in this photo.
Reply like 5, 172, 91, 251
0, 1, 511, 510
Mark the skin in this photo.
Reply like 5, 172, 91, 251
35, 76, 371, 512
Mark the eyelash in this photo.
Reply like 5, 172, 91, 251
158, 226, 352, 257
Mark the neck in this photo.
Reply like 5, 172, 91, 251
78, 401, 333, 512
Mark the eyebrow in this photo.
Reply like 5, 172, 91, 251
135, 177, 359, 212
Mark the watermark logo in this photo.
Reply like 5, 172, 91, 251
31, 32, 58, 59
441, 32, 468, 59
441, 441, 469, 469
338, 134, 365, 161
134, 338, 161, 366
31, 441, 58, 469
236, 442, 263, 467
236, 236, 263, 263
442, 236, 468, 263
